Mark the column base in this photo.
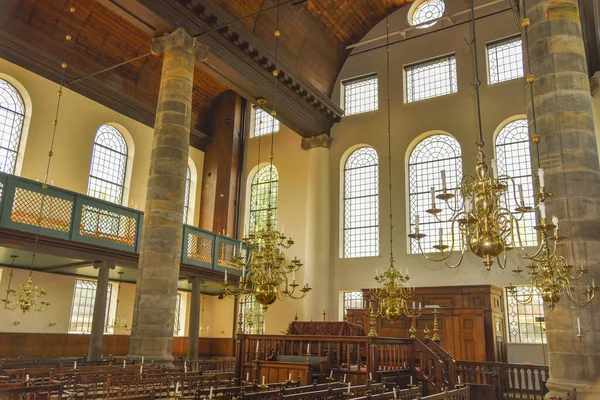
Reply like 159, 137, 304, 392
546, 378, 600, 400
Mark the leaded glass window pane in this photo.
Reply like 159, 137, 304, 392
495, 119, 537, 247
344, 291, 364, 314
241, 296, 265, 334
487, 37, 524, 84
249, 165, 278, 234
174, 292, 182, 336
411, 0, 446, 28
343, 74, 378, 116
253, 108, 280, 137
405, 55, 457, 103
68, 279, 113, 334
344, 147, 379, 258
506, 286, 546, 344
183, 167, 191, 224
408, 135, 462, 253
0, 79, 25, 174
87, 125, 128, 204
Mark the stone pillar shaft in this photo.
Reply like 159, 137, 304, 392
88, 263, 111, 362
128, 28, 208, 363
302, 134, 332, 320
187, 279, 202, 361
525, 0, 600, 398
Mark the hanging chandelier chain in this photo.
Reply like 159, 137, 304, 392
385, 0, 394, 262
468, 0, 485, 148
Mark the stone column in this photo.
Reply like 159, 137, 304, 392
301, 134, 332, 321
187, 278, 202, 361
88, 262, 113, 361
128, 28, 208, 364
524, 1, 600, 398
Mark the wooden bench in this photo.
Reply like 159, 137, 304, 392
278, 382, 386, 400
0, 380, 62, 400
416, 386, 470, 399
352, 386, 422, 400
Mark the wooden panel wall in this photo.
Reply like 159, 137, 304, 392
0, 333, 234, 358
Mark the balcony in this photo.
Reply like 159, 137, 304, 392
0, 172, 244, 279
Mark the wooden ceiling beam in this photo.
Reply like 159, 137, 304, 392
138, 0, 344, 137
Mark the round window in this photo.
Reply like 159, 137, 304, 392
409, 0, 446, 29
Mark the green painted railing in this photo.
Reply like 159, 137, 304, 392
0, 172, 243, 276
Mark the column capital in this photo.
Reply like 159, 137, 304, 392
93, 261, 115, 270
301, 133, 332, 151
151, 28, 209, 61
188, 278, 206, 285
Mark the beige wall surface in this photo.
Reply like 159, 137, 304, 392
240, 8, 534, 331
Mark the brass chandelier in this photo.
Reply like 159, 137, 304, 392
2, 256, 50, 313
408, 0, 596, 309
365, 0, 420, 335
222, 0, 311, 310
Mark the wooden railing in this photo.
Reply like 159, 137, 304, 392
422, 339, 456, 389
413, 338, 445, 394
0, 172, 245, 275
456, 361, 549, 400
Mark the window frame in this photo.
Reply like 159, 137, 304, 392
408, 0, 446, 29
183, 166, 191, 224
404, 54, 458, 103
0, 78, 26, 175
494, 118, 538, 247
341, 73, 379, 117
87, 125, 128, 205
505, 286, 546, 344
342, 146, 380, 258
252, 108, 280, 138
407, 134, 463, 254
486, 35, 524, 85
68, 278, 116, 334
248, 165, 279, 235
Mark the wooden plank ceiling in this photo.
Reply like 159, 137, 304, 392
0, 0, 228, 149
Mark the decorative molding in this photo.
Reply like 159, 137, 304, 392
138, 0, 344, 137
301, 133, 333, 150
152, 27, 209, 60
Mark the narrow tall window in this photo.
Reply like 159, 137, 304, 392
405, 55, 457, 103
0, 79, 25, 174
68, 279, 115, 334
505, 286, 546, 344
343, 147, 379, 258
241, 296, 265, 334
343, 291, 364, 314
87, 125, 128, 204
495, 119, 537, 246
408, 135, 462, 253
342, 74, 378, 116
183, 167, 191, 224
253, 108, 280, 137
249, 165, 278, 233
487, 36, 524, 84
173, 292, 182, 336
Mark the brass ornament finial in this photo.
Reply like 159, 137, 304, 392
521, 18, 530, 28
532, 133, 541, 143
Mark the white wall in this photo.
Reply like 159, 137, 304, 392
239, 7, 531, 331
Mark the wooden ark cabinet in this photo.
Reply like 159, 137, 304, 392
346, 285, 506, 362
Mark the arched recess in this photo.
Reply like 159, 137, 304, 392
405, 131, 463, 253
244, 162, 279, 236
339, 144, 380, 258
0, 74, 32, 176
87, 123, 134, 205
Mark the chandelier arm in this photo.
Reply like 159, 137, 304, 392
443, 247, 465, 269
416, 239, 454, 262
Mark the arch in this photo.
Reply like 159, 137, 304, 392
342, 145, 379, 258
494, 116, 537, 246
87, 124, 129, 205
406, 132, 462, 253
0, 75, 31, 176
247, 163, 279, 234
408, 0, 446, 29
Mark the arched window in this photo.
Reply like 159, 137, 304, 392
343, 147, 379, 258
495, 119, 537, 246
87, 125, 128, 204
249, 165, 278, 233
408, 134, 462, 253
409, 0, 446, 29
183, 166, 191, 224
0, 79, 25, 174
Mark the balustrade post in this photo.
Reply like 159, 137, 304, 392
234, 333, 245, 385
367, 336, 379, 383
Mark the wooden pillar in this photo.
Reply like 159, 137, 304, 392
524, 0, 600, 398
128, 28, 208, 364
199, 90, 244, 235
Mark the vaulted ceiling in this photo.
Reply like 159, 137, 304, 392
0, 0, 597, 149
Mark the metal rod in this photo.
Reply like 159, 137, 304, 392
66, 52, 152, 85
469, 0, 485, 147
